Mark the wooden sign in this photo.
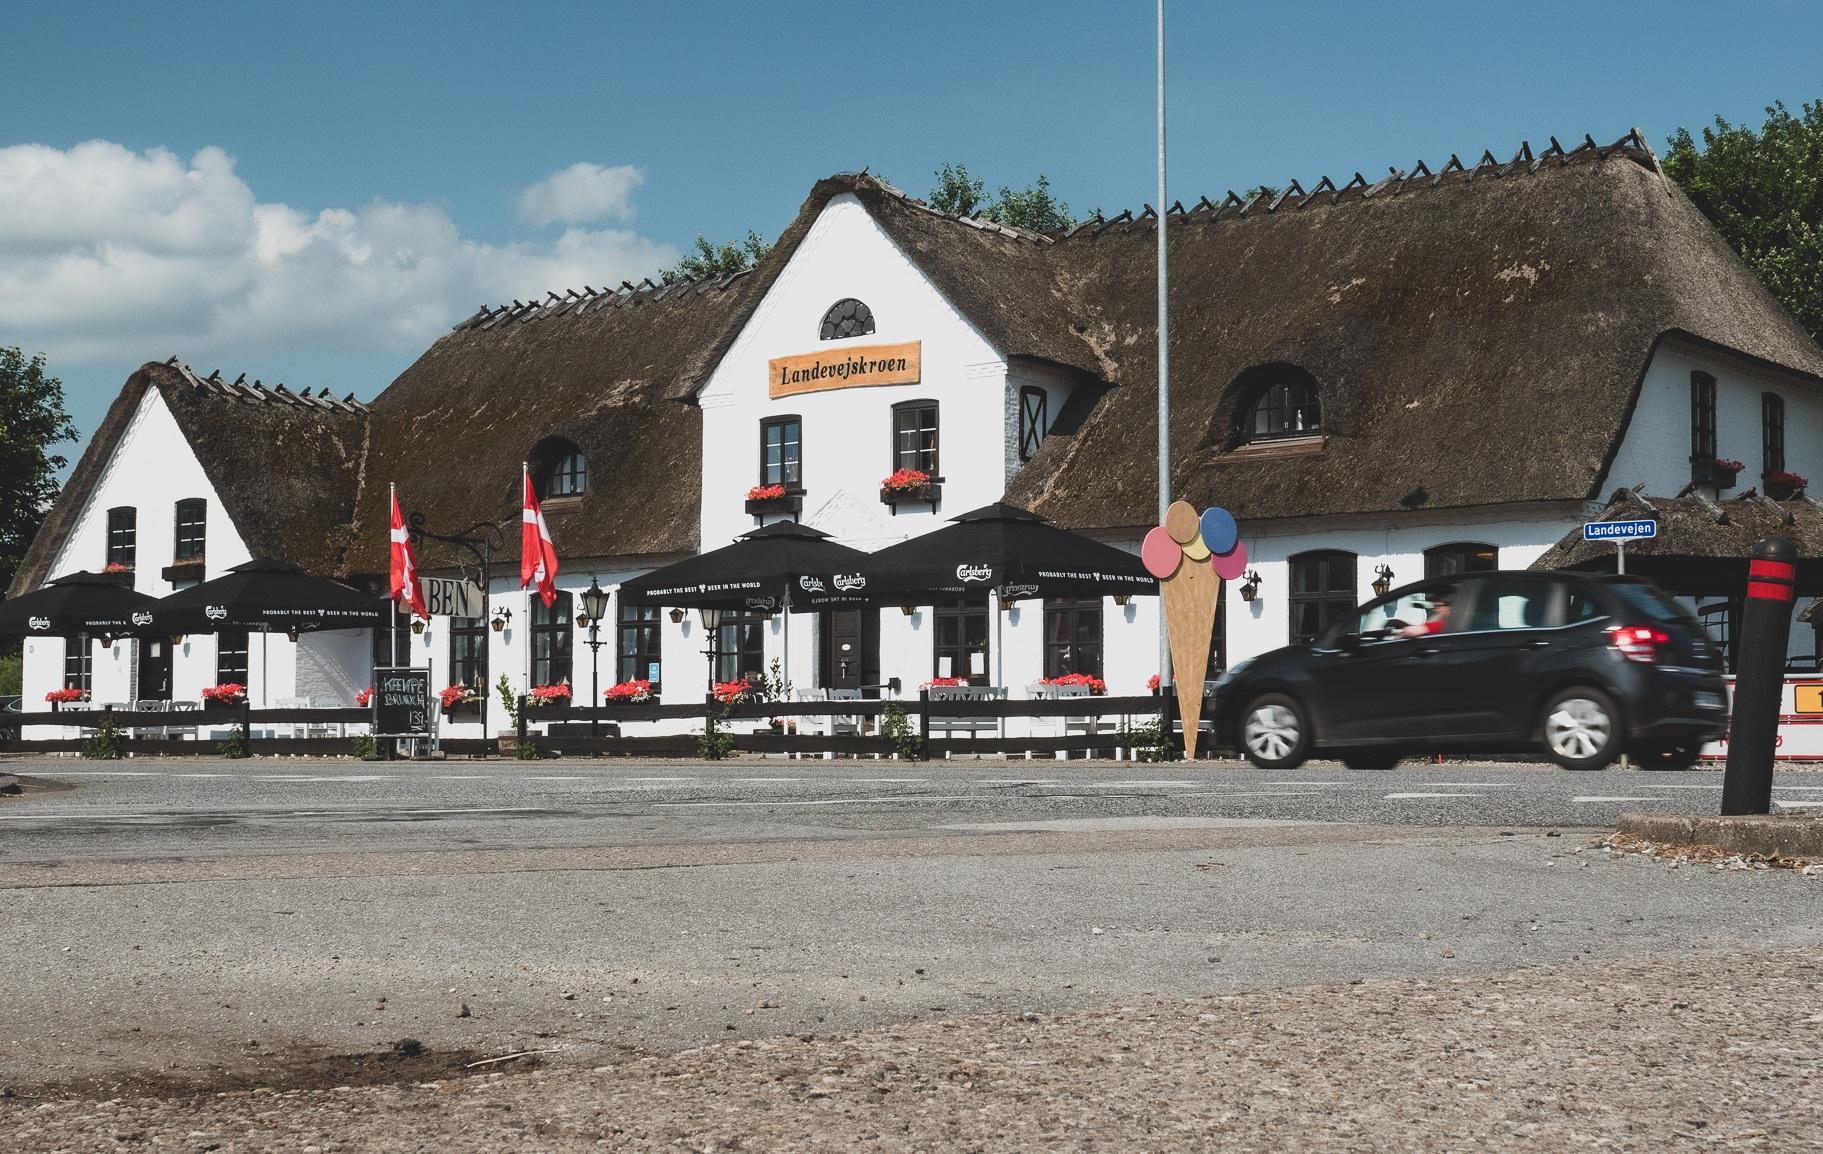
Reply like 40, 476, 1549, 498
768, 341, 920, 399
422, 576, 483, 619
373, 666, 433, 737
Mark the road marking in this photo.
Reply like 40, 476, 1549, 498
941, 816, 1311, 832
656, 795, 984, 808
628, 776, 697, 782
849, 778, 932, 783
0, 812, 155, 820
973, 778, 1060, 784
1573, 796, 1667, 803
1383, 792, 1482, 799
1265, 781, 1354, 786
1224, 790, 1327, 797
169, 773, 240, 778
1637, 784, 1724, 790
523, 776, 588, 782
31, 770, 166, 777
730, 777, 803, 783
1421, 782, 1513, 788
1085, 781, 1199, 788
1774, 799, 1823, 809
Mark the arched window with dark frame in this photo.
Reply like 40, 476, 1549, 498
173, 498, 206, 561
529, 437, 587, 499
1287, 550, 1357, 644
1423, 542, 1498, 579
1240, 373, 1321, 443
819, 298, 875, 340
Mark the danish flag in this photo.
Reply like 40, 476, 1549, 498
388, 486, 427, 620
521, 466, 559, 608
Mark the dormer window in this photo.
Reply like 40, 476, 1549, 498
820, 298, 875, 340
550, 452, 587, 497
529, 437, 587, 499
1245, 378, 1321, 441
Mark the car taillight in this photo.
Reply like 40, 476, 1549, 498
1609, 625, 1671, 664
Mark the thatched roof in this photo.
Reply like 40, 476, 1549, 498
1533, 487, 1823, 594
999, 133, 1823, 530
9, 360, 368, 597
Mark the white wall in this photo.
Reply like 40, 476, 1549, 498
1603, 338, 1823, 497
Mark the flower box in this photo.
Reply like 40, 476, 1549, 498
440, 685, 481, 713
1690, 457, 1742, 488
605, 679, 654, 702
744, 492, 803, 517
1764, 470, 1808, 500
880, 482, 941, 511
201, 683, 248, 706
1042, 672, 1108, 695
527, 684, 572, 708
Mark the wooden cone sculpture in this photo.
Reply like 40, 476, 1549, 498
1142, 499, 1248, 760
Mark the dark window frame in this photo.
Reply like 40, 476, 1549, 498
106, 506, 137, 569
1691, 372, 1718, 461
372, 606, 412, 669
64, 636, 92, 692
548, 452, 588, 498
1042, 597, 1103, 680
819, 298, 876, 341
616, 600, 663, 690
1423, 542, 1499, 579
759, 415, 804, 491
216, 628, 249, 684
1018, 387, 1048, 462
1288, 550, 1358, 645
173, 498, 206, 561
1243, 378, 1321, 442
711, 611, 766, 687
891, 400, 940, 478
1763, 392, 1786, 476
449, 615, 489, 693
931, 599, 990, 686
530, 591, 574, 689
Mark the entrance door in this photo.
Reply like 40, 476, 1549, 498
820, 610, 880, 693
137, 637, 174, 701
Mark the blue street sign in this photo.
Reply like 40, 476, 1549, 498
1583, 518, 1658, 542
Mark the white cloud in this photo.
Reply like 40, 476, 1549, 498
515, 162, 645, 227
0, 142, 677, 373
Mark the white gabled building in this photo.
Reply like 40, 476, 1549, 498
13, 130, 1823, 740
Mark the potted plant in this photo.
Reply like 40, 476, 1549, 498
1690, 456, 1743, 488
45, 687, 86, 711
494, 674, 518, 755
605, 679, 653, 702
100, 561, 135, 585
712, 678, 752, 705
879, 468, 940, 510
1764, 470, 1808, 500
201, 682, 248, 707
527, 684, 572, 708
744, 483, 802, 517
439, 684, 480, 715
919, 676, 966, 690
1042, 672, 1108, 695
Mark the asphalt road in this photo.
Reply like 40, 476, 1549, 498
6, 757, 1823, 862
3, 755, 1820, 1098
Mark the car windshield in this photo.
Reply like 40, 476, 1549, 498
1607, 581, 1699, 626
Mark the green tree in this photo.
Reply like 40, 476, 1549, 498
0, 347, 78, 593
1665, 99, 1823, 341
927, 165, 1077, 231
660, 231, 772, 284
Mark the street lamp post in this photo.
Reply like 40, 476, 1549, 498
579, 576, 610, 740
698, 607, 724, 688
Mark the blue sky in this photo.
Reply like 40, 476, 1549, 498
3, 1, 1817, 456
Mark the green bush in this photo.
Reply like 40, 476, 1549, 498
1115, 716, 1174, 763
82, 714, 124, 760
0, 652, 21, 696
697, 708, 735, 761
217, 726, 250, 759
515, 737, 544, 760
352, 734, 376, 760
880, 702, 922, 760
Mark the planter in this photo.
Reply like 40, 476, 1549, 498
1766, 480, 1800, 500
496, 732, 518, 755
1689, 459, 1740, 489
744, 493, 803, 517
880, 482, 942, 512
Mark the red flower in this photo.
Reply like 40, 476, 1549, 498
1708, 458, 1745, 473
529, 684, 572, 706
712, 678, 753, 704
201, 683, 247, 703
439, 684, 478, 710
747, 483, 788, 501
1042, 672, 1107, 695
919, 676, 966, 690
354, 686, 374, 707
605, 679, 653, 701
1147, 673, 1161, 692
45, 687, 87, 703
1765, 470, 1809, 489
881, 468, 932, 492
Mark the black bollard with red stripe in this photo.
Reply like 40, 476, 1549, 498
1722, 535, 1797, 815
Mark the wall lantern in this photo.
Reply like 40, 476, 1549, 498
668, 607, 686, 624
286, 627, 300, 642
1371, 564, 1396, 599
490, 607, 512, 632
698, 607, 724, 632
1113, 594, 1131, 607
899, 604, 916, 617
410, 618, 426, 635
98, 634, 113, 648
1239, 570, 1262, 603
580, 577, 611, 628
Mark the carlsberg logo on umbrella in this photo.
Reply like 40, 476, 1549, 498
28, 616, 50, 631
131, 610, 153, 626
798, 576, 826, 594
205, 606, 228, 621
833, 574, 866, 592
956, 563, 993, 583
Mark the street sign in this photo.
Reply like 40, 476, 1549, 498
422, 577, 484, 619
1583, 518, 1658, 542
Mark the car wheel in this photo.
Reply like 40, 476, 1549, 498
1540, 687, 1621, 771
1636, 742, 1703, 772
1340, 752, 1402, 771
1240, 693, 1311, 770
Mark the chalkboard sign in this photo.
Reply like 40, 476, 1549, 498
373, 666, 433, 737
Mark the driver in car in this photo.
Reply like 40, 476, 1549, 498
1396, 594, 1452, 638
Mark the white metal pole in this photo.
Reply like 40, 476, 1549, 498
1156, 0, 1173, 690
1618, 540, 1627, 576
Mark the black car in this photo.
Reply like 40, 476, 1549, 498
1210, 571, 1728, 771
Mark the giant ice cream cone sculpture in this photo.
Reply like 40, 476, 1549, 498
1142, 500, 1248, 759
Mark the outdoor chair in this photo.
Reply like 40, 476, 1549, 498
165, 700, 200, 741
130, 699, 167, 741
927, 685, 1006, 755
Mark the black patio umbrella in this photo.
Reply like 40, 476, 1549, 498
618, 521, 873, 614
0, 571, 162, 637
834, 503, 1158, 606
151, 558, 387, 633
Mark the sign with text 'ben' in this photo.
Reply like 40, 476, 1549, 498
422, 576, 483, 619
768, 341, 920, 399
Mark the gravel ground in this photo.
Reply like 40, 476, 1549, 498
5, 949, 1818, 1152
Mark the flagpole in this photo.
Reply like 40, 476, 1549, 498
389, 481, 398, 671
